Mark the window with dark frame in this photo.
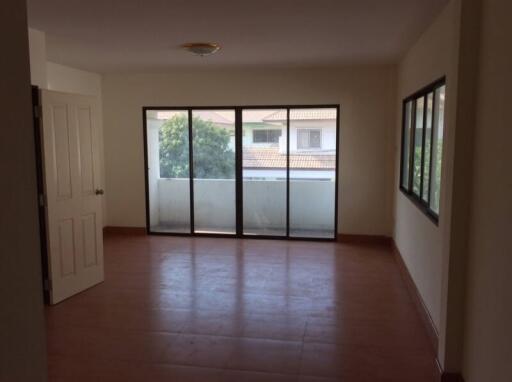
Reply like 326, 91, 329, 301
400, 78, 446, 221
142, 105, 340, 241
297, 129, 321, 149
253, 129, 281, 143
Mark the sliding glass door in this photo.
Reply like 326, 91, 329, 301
145, 109, 191, 233
242, 109, 287, 236
192, 110, 236, 234
289, 108, 337, 238
144, 106, 339, 240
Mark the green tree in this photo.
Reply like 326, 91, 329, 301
159, 114, 235, 179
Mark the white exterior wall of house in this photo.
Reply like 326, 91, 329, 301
243, 169, 335, 180
242, 119, 337, 152
286, 120, 337, 153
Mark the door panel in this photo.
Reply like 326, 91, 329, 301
41, 90, 104, 304
81, 213, 98, 267
77, 106, 95, 196
57, 218, 76, 276
52, 105, 73, 200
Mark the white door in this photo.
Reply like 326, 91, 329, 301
40, 90, 104, 304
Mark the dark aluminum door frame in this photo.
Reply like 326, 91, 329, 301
142, 104, 340, 242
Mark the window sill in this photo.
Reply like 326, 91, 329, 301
399, 187, 439, 226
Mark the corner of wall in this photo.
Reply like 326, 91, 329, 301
393, 0, 468, 372
28, 28, 47, 88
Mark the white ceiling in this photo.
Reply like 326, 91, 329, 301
27, 0, 448, 73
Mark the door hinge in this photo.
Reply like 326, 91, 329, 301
33, 105, 43, 119
38, 193, 46, 207
43, 279, 52, 291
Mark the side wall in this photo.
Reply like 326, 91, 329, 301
393, 1, 461, 332
27, 30, 107, 226
103, 66, 396, 235
462, 0, 512, 380
28, 28, 47, 88
0, 2, 47, 381
46, 62, 102, 96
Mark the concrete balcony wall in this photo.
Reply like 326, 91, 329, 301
155, 178, 335, 232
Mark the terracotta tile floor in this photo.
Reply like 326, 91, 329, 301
46, 234, 437, 382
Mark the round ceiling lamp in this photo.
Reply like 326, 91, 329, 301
181, 42, 221, 56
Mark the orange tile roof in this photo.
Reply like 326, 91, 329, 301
263, 108, 337, 122
243, 147, 335, 170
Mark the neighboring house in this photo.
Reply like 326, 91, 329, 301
241, 109, 284, 148
243, 147, 336, 180
261, 108, 337, 153
149, 108, 337, 180
243, 108, 336, 180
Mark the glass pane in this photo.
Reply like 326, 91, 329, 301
422, 93, 434, 202
413, 97, 424, 196
430, 85, 445, 214
310, 130, 321, 148
401, 101, 413, 189
268, 130, 282, 143
146, 110, 190, 233
290, 108, 337, 238
242, 109, 287, 236
253, 130, 267, 143
297, 130, 308, 149
192, 110, 236, 234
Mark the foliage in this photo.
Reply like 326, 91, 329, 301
412, 138, 442, 211
159, 114, 235, 179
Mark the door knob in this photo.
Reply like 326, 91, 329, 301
95, 189, 104, 195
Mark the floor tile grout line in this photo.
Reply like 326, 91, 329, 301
155, 358, 305, 377
297, 320, 308, 376
48, 323, 310, 343
51, 356, 305, 379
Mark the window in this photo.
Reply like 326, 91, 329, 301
400, 78, 446, 221
297, 129, 321, 149
144, 105, 339, 240
253, 129, 281, 143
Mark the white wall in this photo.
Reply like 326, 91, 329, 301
27, 29, 107, 226
103, 66, 396, 235
28, 28, 47, 87
462, 0, 512, 380
46, 62, 101, 96
393, 0, 461, 335
147, 120, 161, 227
0, 2, 47, 380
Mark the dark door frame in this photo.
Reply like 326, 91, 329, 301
142, 104, 340, 242
32, 86, 50, 303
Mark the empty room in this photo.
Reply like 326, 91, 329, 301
1, 0, 511, 381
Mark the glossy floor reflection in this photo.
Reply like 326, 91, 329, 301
46, 234, 437, 382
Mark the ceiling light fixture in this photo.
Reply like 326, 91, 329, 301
181, 42, 221, 56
